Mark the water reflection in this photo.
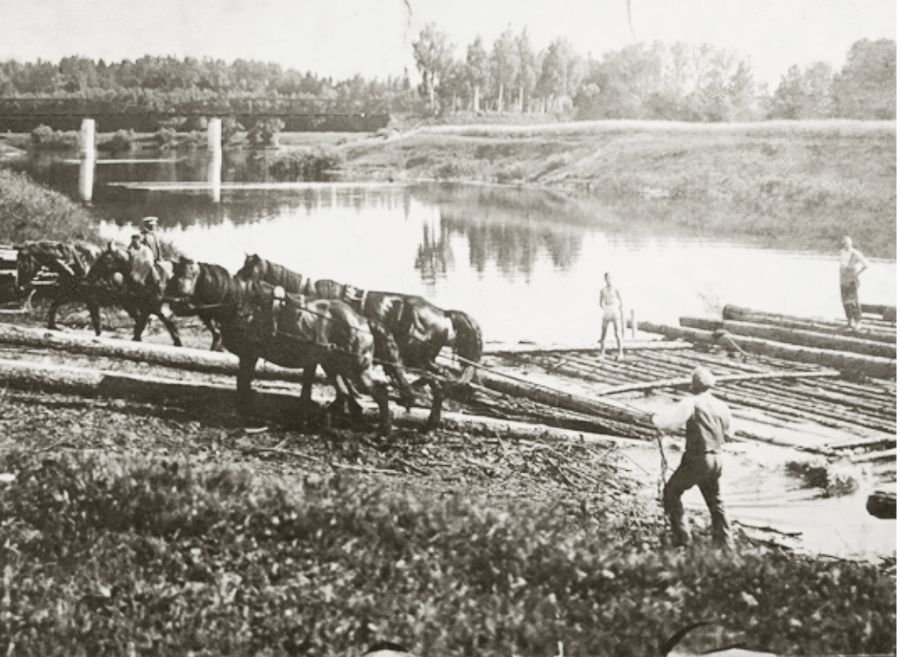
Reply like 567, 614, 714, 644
414, 221, 454, 283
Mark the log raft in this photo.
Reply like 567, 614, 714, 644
679, 316, 896, 360
638, 321, 896, 380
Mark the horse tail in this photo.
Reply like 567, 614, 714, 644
447, 310, 483, 382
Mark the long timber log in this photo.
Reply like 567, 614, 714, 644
638, 321, 896, 380
0, 322, 308, 383
475, 368, 654, 427
597, 369, 840, 396
722, 305, 896, 343
680, 316, 896, 359
861, 304, 897, 323
482, 340, 691, 356
0, 356, 637, 445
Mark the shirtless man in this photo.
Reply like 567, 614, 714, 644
839, 236, 869, 331
599, 272, 624, 360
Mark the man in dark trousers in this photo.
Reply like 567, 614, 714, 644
652, 366, 733, 550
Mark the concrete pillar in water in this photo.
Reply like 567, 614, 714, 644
207, 118, 222, 154
206, 118, 223, 202
207, 151, 222, 203
78, 118, 96, 204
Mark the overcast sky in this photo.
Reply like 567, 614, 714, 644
1, 0, 895, 88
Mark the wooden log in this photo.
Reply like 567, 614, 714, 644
476, 368, 654, 427
482, 340, 691, 356
680, 316, 896, 359
861, 304, 897, 323
0, 356, 639, 446
851, 448, 897, 464
596, 369, 840, 396
866, 490, 897, 519
638, 322, 896, 380
0, 322, 308, 383
722, 305, 896, 344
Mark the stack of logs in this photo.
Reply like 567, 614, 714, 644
639, 304, 896, 380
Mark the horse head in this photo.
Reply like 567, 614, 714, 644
236, 253, 263, 281
167, 257, 201, 302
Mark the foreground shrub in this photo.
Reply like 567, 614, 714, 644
0, 450, 893, 656
0, 169, 100, 244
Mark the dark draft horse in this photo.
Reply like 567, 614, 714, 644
16, 240, 105, 333
235, 254, 484, 382
165, 258, 438, 434
84, 242, 186, 346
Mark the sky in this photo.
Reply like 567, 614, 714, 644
1, 0, 896, 89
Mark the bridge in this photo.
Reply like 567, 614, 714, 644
0, 97, 389, 133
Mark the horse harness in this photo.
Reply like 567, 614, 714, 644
267, 285, 339, 353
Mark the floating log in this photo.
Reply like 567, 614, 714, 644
861, 304, 897, 323
475, 368, 654, 427
722, 305, 896, 343
638, 322, 896, 380
866, 490, 897, 519
0, 356, 635, 446
680, 316, 896, 359
596, 369, 840, 396
0, 322, 308, 383
850, 448, 897, 464
482, 340, 691, 356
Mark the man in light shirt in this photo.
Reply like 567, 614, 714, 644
839, 235, 869, 331
652, 366, 733, 550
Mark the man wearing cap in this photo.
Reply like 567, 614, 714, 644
140, 217, 162, 262
652, 366, 734, 549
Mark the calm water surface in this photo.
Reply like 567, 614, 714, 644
24, 151, 890, 345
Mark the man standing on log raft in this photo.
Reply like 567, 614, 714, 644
652, 367, 734, 550
598, 272, 624, 360
839, 236, 869, 332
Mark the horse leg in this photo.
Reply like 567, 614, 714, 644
155, 304, 182, 347
46, 296, 61, 331
201, 315, 222, 352
299, 363, 320, 424
237, 352, 259, 417
87, 300, 102, 336
352, 371, 391, 436
422, 375, 444, 433
131, 308, 150, 342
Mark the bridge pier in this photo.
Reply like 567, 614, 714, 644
207, 118, 222, 202
78, 118, 96, 204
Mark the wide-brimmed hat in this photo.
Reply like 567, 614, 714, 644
142, 216, 159, 226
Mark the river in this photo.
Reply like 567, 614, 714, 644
18, 150, 898, 560
24, 150, 896, 346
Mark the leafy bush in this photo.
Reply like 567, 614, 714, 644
248, 118, 285, 149
154, 127, 178, 151
267, 146, 344, 181
0, 450, 893, 656
0, 169, 100, 244
29, 125, 80, 151
97, 129, 138, 153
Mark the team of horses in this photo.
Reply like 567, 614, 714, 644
15, 240, 483, 435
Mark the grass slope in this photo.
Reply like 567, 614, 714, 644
344, 120, 896, 257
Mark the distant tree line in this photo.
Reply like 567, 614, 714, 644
0, 35, 893, 126
412, 26, 895, 121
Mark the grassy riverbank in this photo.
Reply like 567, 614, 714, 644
343, 120, 897, 257
0, 123, 895, 654
1, 447, 894, 656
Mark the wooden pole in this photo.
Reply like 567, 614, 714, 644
481, 340, 690, 356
